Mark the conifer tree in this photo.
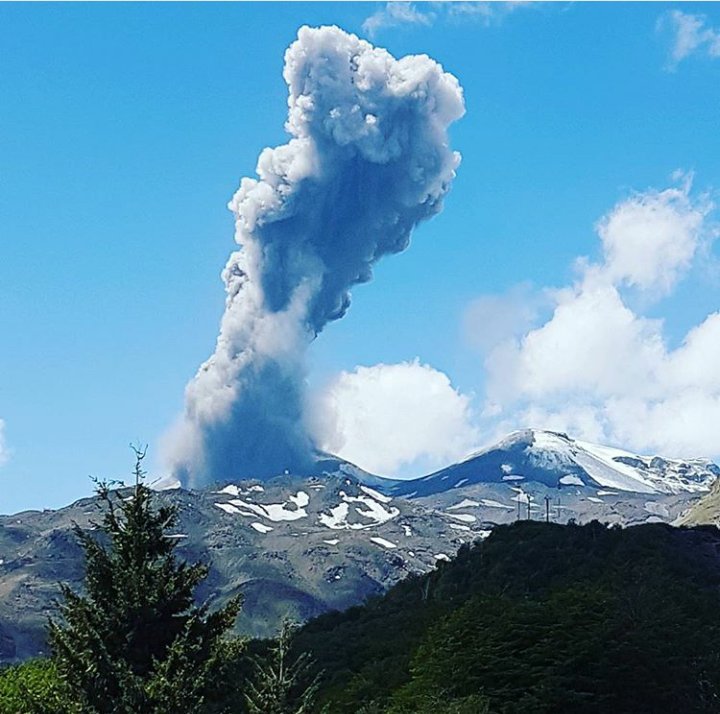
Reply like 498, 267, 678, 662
244, 620, 321, 714
48, 447, 241, 714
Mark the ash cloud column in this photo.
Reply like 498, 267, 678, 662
166, 25, 465, 487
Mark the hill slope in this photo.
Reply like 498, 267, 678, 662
0, 470, 480, 662
678, 476, 720, 526
297, 521, 720, 713
2, 432, 717, 664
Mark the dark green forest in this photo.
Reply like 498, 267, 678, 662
3, 484, 720, 713
296, 520, 720, 713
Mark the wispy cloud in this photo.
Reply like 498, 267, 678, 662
660, 10, 720, 70
0, 420, 8, 468
362, 1, 533, 38
363, 2, 435, 38
462, 282, 548, 355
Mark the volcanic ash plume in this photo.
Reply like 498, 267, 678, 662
167, 25, 465, 487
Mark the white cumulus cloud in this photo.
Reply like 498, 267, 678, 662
309, 360, 478, 476
596, 177, 710, 295
483, 176, 720, 459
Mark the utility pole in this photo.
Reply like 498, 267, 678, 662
544, 496, 551, 523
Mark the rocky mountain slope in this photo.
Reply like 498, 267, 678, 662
1, 430, 717, 663
678, 476, 720, 526
394, 429, 719, 529
0, 471, 481, 662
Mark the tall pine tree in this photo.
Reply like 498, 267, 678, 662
48, 447, 241, 714
244, 621, 320, 714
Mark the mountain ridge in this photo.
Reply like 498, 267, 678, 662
390, 428, 719, 498
1, 429, 717, 664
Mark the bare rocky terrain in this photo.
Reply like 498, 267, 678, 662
2, 430, 717, 664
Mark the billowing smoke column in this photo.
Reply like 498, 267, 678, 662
168, 25, 465, 487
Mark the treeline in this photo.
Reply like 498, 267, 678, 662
3, 452, 720, 713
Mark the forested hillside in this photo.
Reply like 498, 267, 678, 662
297, 521, 720, 713
4, 520, 720, 713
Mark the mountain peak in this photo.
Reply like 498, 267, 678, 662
392, 430, 719, 499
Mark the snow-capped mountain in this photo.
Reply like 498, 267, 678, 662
2, 430, 717, 664
391, 429, 719, 498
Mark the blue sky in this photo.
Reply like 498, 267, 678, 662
2, 2, 720, 513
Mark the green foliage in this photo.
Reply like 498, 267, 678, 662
0, 659, 70, 714
244, 621, 320, 714
395, 578, 720, 713
47, 448, 242, 714
299, 521, 720, 713
385, 692, 491, 714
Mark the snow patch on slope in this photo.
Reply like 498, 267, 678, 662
443, 512, 476, 523
447, 499, 480, 510
360, 486, 393, 504
250, 522, 274, 533
216, 491, 310, 522
319, 490, 400, 530
370, 536, 397, 549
